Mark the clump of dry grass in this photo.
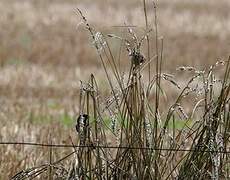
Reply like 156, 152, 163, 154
11, 1, 230, 179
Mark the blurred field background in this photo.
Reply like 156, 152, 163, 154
0, 0, 230, 178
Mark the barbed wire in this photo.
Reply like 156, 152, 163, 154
0, 141, 229, 154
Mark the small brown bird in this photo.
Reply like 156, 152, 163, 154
129, 50, 145, 68
75, 114, 89, 133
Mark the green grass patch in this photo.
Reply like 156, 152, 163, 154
167, 119, 193, 130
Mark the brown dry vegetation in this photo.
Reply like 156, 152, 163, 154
0, 0, 230, 179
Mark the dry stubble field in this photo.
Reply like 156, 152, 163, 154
0, 0, 229, 178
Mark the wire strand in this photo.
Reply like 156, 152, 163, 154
0, 141, 229, 154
